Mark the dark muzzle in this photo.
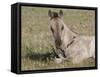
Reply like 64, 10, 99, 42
55, 39, 62, 49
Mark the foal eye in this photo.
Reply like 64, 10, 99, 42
61, 26, 64, 31
50, 27, 54, 33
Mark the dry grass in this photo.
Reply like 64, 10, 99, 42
21, 6, 95, 71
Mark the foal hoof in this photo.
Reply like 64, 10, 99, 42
54, 58, 63, 64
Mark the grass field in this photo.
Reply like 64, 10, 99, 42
21, 6, 95, 71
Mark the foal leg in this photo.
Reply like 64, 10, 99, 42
57, 49, 66, 59
54, 49, 65, 63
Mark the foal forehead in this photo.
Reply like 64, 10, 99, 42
50, 18, 63, 25
50, 18, 64, 30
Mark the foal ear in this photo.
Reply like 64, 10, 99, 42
48, 10, 52, 17
59, 10, 63, 17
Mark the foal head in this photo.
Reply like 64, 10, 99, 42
48, 10, 64, 49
